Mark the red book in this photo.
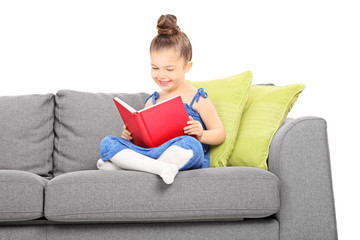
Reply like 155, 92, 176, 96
113, 96, 189, 148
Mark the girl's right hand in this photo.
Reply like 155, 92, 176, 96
121, 125, 133, 141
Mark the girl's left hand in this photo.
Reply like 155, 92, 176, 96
184, 116, 203, 139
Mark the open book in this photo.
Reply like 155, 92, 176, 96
113, 96, 189, 148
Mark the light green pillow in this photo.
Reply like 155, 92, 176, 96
228, 84, 305, 170
189, 71, 252, 167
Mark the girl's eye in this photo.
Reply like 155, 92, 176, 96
152, 67, 159, 70
167, 69, 174, 71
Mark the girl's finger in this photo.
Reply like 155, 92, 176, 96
184, 126, 191, 131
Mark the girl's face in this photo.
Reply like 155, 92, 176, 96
150, 49, 192, 92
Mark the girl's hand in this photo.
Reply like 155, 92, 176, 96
121, 125, 133, 141
184, 116, 204, 140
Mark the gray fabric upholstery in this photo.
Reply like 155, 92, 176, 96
46, 219, 278, 240
0, 94, 54, 177
0, 226, 46, 240
268, 116, 337, 240
0, 219, 278, 240
53, 90, 149, 176
45, 167, 280, 222
0, 170, 48, 222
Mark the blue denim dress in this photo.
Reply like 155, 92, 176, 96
100, 88, 210, 170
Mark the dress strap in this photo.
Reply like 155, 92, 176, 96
145, 91, 160, 105
189, 88, 208, 108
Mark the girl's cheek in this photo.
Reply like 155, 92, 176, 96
151, 72, 158, 80
167, 71, 176, 79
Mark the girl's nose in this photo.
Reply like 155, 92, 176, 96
158, 69, 166, 79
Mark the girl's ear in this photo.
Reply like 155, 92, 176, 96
185, 61, 193, 73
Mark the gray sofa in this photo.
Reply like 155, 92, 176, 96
0, 90, 337, 240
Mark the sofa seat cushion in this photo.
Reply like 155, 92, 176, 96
0, 170, 48, 222
44, 167, 280, 223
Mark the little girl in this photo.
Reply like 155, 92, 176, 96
97, 14, 226, 184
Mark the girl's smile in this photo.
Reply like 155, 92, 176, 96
159, 80, 172, 87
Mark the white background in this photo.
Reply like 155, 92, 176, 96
1, 0, 359, 238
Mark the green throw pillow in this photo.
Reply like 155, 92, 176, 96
189, 71, 252, 167
228, 84, 305, 170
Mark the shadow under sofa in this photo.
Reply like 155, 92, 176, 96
0, 90, 337, 240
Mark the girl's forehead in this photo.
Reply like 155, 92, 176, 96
150, 49, 183, 63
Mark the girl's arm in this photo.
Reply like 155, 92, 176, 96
184, 98, 226, 145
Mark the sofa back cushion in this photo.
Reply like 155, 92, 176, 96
54, 90, 149, 176
0, 94, 54, 177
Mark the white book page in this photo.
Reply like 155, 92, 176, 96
114, 97, 137, 113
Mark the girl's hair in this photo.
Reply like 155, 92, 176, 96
150, 14, 192, 62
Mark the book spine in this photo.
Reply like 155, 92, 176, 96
134, 112, 155, 148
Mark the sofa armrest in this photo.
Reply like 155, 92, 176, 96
268, 116, 337, 240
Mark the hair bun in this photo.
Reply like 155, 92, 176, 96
157, 14, 181, 35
